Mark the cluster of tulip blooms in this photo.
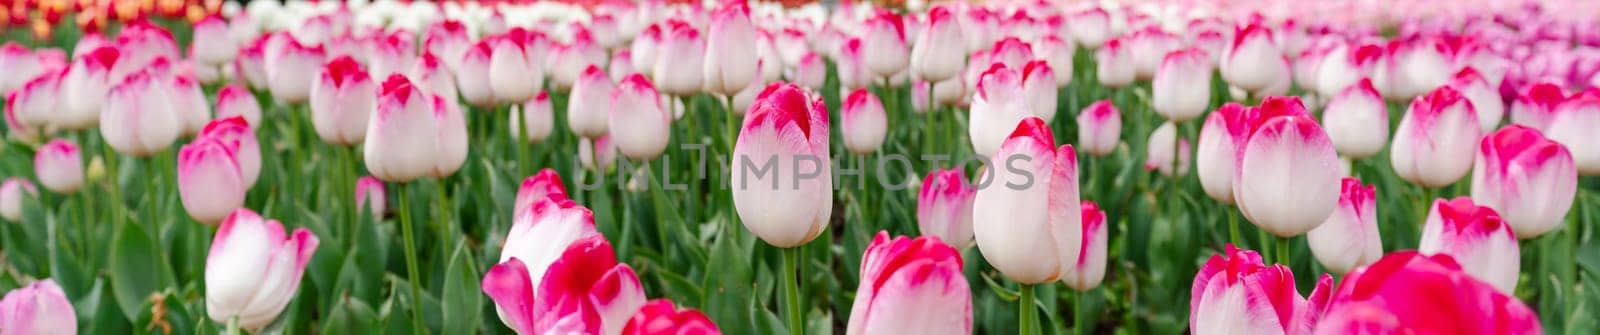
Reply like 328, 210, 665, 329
2, 0, 1599, 334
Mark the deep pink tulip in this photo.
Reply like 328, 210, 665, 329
846, 232, 972, 335
621, 299, 721, 335
1314, 251, 1541, 335
483, 235, 645, 335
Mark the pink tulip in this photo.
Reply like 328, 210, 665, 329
630, 24, 661, 80
1077, 100, 1121, 157
621, 299, 721, 335
753, 32, 783, 84
1067, 7, 1111, 48
33, 139, 82, 195
1034, 34, 1074, 87
1548, 88, 1600, 174
589, 14, 623, 50
1314, 251, 1541, 335
1235, 97, 1342, 237
1392, 86, 1482, 188
1096, 38, 1135, 87
355, 176, 386, 218
0, 43, 42, 95
570, 65, 616, 138
100, 69, 180, 157
1472, 125, 1577, 238
609, 49, 635, 83
484, 235, 645, 335
215, 85, 262, 128
1510, 82, 1566, 130
1196, 103, 1253, 204
457, 41, 495, 106
198, 116, 261, 188
512, 92, 555, 143
364, 75, 440, 182
551, 29, 607, 92
790, 52, 826, 90
842, 88, 887, 154
917, 169, 976, 249
308, 56, 374, 145
988, 37, 1034, 71
1307, 178, 1382, 274
0, 279, 78, 334
60, 46, 121, 130
171, 74, 211, 136
610, 74, 671, 161
846, 232, 972, 335
1062, 201, 1108, 291
1222, 23, 1287, 92
1418, 197, 1521, 292
116, 21, 181, 71
411, 52, 456, 104
579, 135, 619, 171
702, 4, 759, 96
973, 117, 1080, 284
1321, 79, 1389, 159
190, 15, 236, 65
1292, 48, 1328, 95
969, 64, 1034, 158
489, 197, 605, 327
1145, 122, 1192, 177
912, 6, 966, 83
489, 28, 546, 104
265, 35, 325, 103
1129, 27, 1180, 81
732, 83, 831, 248
1190, 245, 1331, 335
4, 71, 60, 139
958, 8, 997, 54
1449, 68, 1505, 133
177, 138, 246, 224
423, 20, 471, 72
205, 208, 319, 331
1313, 43, 1383, 97
0, 178, 35, 222
234, 37, 269, 90
1021, 60, 1058, 122
836, 38, 872, 90
862, 10, 909, 78
515, 169, 569, 216
428, 95, 468, 178
1152, 47, 1214, 122
653, 20, 705, 97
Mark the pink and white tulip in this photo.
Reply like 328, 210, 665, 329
654, 21, 705, 97
862, 10, 910, 78
988, 37, 1034, 71
512, 92, 555, 144
33, 139, 82, 195
1145, 122, 1192, 177
1021, 60, 1058, 122
483, 235, 645, 335
198, 116, 261, 188
1314, 251, 1541, 335
1034, 35, 1074, 87
1307, 178, 1383, 274
1235, 97, 1342, 237
1472, 125, 1577, 238
1418, 197, 1521, 293
1320, 79, 1389, 159
550, 30, 607, 92
1076, 100, 1122, 157
4, 71, 60, 139
1129, 27, 1180, 81
917, 169, 976, 249
0, 43, 44, 95
1450, 68, 1505, 133
973, 117, 1080, 284
1547, 88, 1600, 174
215, 85, 261, 128
1509, 82, 1565, 131
570, 65, 616, 139
171, 74, 211, 136
1221, 24, 1287, 92
59, 46, 121, 130
205, 209, 319, 331
515, 169, 569, 217
837, 38, 872, 90
489, 29, 547, 104
846, 232, 972, 335
355, 176, 386, 218
1196, 103, 1252, 204
732, 83, 832, 248
1152, 48, 1214, 122
411, 52, 457, 104
101, 70, 180, 157
0, 279, 78, 334
1068, 7, 1111, 48
1314, 43, 1383, 97
610, 74, 671, 161
842, 88, 887, 154
177, 138, 246, 224
488, 198, 603, 332
969, 64, 1034, 158
0, 179, 35, 222
621, 300, 721, 335
1096, 38, 1135, 88
580, 135, 619, 171
912, 6, 966, 83
457, 41, 496, 106
702, 4, 759, 96
310, 56, 374, 145
1191, 245, 1331, 335
1062, 201, 1108, 291
1391, 86, 1483, 188
265, 35, 325, 103
790, 52, 826, 90
364, 75, 439, 182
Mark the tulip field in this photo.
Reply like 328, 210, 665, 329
6, 0, 1600, 334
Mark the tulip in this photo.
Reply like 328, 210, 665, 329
1152, 48, 1213, 122
1450, 68, 1504, 133
609, 49, 635, 83
622, 299, 722, 335
1306, 178, 1382, 274
423, 20, 471, 72
842, 88, 888, 154
1315, 43, 1382, 97
171, 74, 211, 136
1145, 122, 1191, 177
489, 28, 546, 104
489, 198, 602, 322
177, 138, 246, 224
1235, 97, 1342, 237
215, 85, 261, 129
917, 169, 976, 249
515, 169, 569, 217
428, 95, 468, 178
1315, 251, 1541, 335
33, 139, 82, 195
1547, 89, 1600, 174
1320, 79, 1389, 159
969, 64, 1034, 159
1509, 82, 1565, 131
1034, 35, 1074, 88
589, 14, 622, 49
1021, 60, 1058, 123
411, 52, 457, 104
265, 35, 325, 103
1062, 201, 1108, 291
4, 71, 59, 139
511, 92, 554, 143
1418, 197, 1520, 293
837, 38, 872, 90
631, 24, 662, 79
569, 65, 617, 138
0, 279, 78, 334
550, 29, 607, 91
355, 176, 386, 218
190, 15, 236, 65
973, 117, 1079, 284
790, 52, 826, 90
100, 70, 180, 157
653, 20, 704, 97
1068, 7, 1110, 48
59, 46, 121, 130
862, 10, 909, 78
1472, 125, 1577, 238
580, 135, 618, 171
1129, 27, 1179, 81
308, 56, 374, 145
1196, 104, 1255, 205
702, 3, 759, 96
988, 37, 1034, 71
1190, 245, 1331, 335
732, 83, 831, 248
116, 22, 180, 70
1221, 23, 1286, 92
1077, 100, 1121, 157
1096, 38, 1134, 88
205, 208, 319, 331
199, 116, 261, 188
457, 41, 496, 106
1292, 48, 1327, 95
0, 43, 42, 95
610, 74, 672, 161
912, 6, 966, 83
365, 75, 439, 183
846, 232, 972, 335
0, 178, 35, 222
235, 38, 269, 90
483, 235, 645, 335
1392, 86, 1482, 188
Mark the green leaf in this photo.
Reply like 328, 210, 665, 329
442, 243, 483, 334
322, 297, 381, 334
981, 272, 1020, 301
109, 222, 174, 321
78, 278, 132, 335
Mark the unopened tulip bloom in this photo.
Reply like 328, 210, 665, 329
1510, 82, 1565, 131
177, 138, 246, 224
837, 38, 872, 90
550, 31, 607, 92
610, 74, 672, 160
0, 178, 35, 222
1221, 23, 1286, 92
1321, 79, 1389, 159
609, 49, 635, 83
1472, 125, 1576, 238
1034, 35, 1073, 88
1196, 104, 1253, 204
630, 24, 661, 79
1077, 100, 1121, 157
1152, 48, 1213, 122
0, 43, 42, 95
1307, 178, 1382, 274
411, 52, 456, 103
862, 10, 909, 78
1096, 38, 1134, 87
654, 21, 704, 97
1314, 251, 1541, 335
171, 74, 211, 136
1068, 7, 1111, 48
1191, 245, 1331, 335
1236, 97, 1342, 237
489, 29, 545, 104
489, 198, 602, 325
1450, 68, 1504, 133
570, 66, 616, 139
355, 176, 385, 218
515, 169, 569, 217
457, 41, 495, 106
215, 85, 261, 128
206, 208, 319, 331
511, 92, 554, 143
969, 64, 1034, 158
917, 169, 976, 249
842, 88, 887, 154
988, 37, 1034, 71
235, 38, 269, 90
33, 139, 82, 194
1021, 60, 1058, 122
365, 75, 440, 183
101, 70, 180, 157
1145, 122, 1192, 177
790, 52, 826, 90
912, 6, 965, 83
732, 83, 832, 248
199, 116, 261, 188
1548, 89, 1600, 174
973, 117, 1079, 283
59, 46, 121, 130
1392, 87, 1482, 188
423, 20, 471, 72
702, 4, 758, 96
1418, 197, 1520, 293
265, 36, 325, 103
1315, 43, 1382, 97
428, 95, 468, 178
622, 299, 722, 335
309, 56, 374, 145
5, 71, 59, 138
484, 236, 645, 335
1129, 27, 1179, 81
0, 279, 77, 334
191, 16, 236, 65
846, 232, 972, 335
1062, 201, 1108, 291
580, 135, 619, 171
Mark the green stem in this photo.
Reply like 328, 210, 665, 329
782, 246, 804, 335
1227, 206, 1242, 248
515, 105, 531, 176
725, 94, 739, 149
1019, 284, 1037, 335
103, 142, 123, 224
437, 178, 452, 241
1276, 236, 1291, 266
1073, 289, 1089, 335
396, 184, 426, 335
224, 316, 240, 335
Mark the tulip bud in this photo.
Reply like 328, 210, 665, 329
60, 46, 121, 130
1236, 97, 1342, 237
511, 92, 554, 143
1472, 126, 1577, 238
842, 88, 887, 155
364, 75, 438, 183
580, 135, 618, 171
0, 279, 78, 334
1145, 122, 1192, 177
630, 24, 661, 79
101, 70, 180, 157
550, 29, 606, 92
1152, 48, 1213, 122
411, 52, 456, 103
912, 6, 965, 83
0, 178, 36, 222
1314, 251, 1541, 335
1307, 178, 1382, 274
489, 198, 601, 323
1077, 100, 1121, 157
610, 74, 671, 161
484, 235, 645, 335
214, 85, 262, 129
1450, 68, 1504, 133
862, 10, 910, 78
917, 169, 976, 249
570, 65, 616, 138
514, 169, 569, 217
1062, 201, 1108, 291
1129, 27, 1179, 81
1021, 60, 1059, 123
1034, 34, 1074, 87
457, 41, 495, 106
1195, 103, 1253, 204
609, 49, 635, 83
622, 299, 722, 335
308, 56, 374, 145
171, 74, 211, 136
5, 71, 59, 139
177, 138, 246, 224
1321, 79, 1389, 159
355, 176, 386, 218
1547, 89, 1600, 174
790, 52, 826, 90
234, 37, 269, 90
1392, 86, 1482, 188
702, 4, 759, 96
654, 20, 704, 97
1068, 7, 1110, 48
33, 139, 83, 195
1315, 43, 1382, 97
423, 20, 471, 72
198, 116, 261, 187
205, 208, 319, 331
988, 37, 1034, 71
846, 232, 972, 335
1222, 23, 1287, 92
488, 29, 546, 104
732, 83, 832, 248
969, 64, 1034, 158
1096, 38, 1134, 88
429, 95, 468, 178
188, 15, 236, 66
837, 38, 872, 90
1191, 245, 1327, 335
974, 117, 1079, 284
1509, 82, 1565, 131
1418, 197, 1520, 293
265, 35, 325, 103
